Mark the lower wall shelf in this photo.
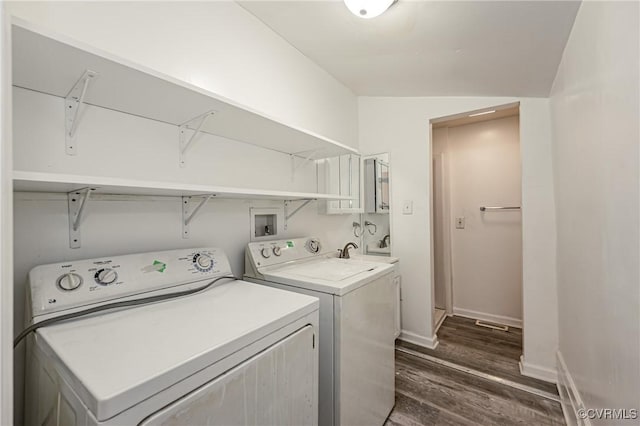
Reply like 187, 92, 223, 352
13, 171, 355, 201
14, 170, 357, 249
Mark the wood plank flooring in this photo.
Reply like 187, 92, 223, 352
400, 315, 558, 394
386, 316, 565, 425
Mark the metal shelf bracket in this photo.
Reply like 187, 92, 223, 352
179, 111, 216, 167
182, 194, 215, 238
290, 150, 322, 182
68, 187, 96, 248
65, 70, 98, 156
284, 199, 313, 230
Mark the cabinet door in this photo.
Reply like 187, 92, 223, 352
141, 326, 317, 426
317, 154, 362, 214
338, 154, 361, 211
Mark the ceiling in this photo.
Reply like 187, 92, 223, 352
238, 1, 580, 97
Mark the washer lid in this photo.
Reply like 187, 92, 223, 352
35, 280, 318, 422
261, 258, 393, 295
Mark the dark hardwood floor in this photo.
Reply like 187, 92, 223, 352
386, 316, 565, 425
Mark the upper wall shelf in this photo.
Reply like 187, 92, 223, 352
11, 20, 358, 160
13, 171, 355, 201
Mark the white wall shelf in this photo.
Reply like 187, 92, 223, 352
13, 171, 355, 201
12, 20, 359, 161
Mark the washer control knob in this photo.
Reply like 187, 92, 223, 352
272, 246, 282, 256
194, 253, 214, 271
95, 268, 118, 286
261, 247, 271, 258
57, 273, 83, 291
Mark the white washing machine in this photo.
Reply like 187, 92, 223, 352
23, 247, 319, 426
244, 238, 396, 426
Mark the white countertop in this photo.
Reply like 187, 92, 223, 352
261, 257, 393, 296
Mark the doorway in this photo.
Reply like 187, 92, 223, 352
430, 103, 522, 337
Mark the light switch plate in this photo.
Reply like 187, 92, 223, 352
402, 200, 413, 215
456, 217, 465, 229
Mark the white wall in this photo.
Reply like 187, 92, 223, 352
550, 0, 639, 420
359, 97, 558, 379
5, 1, 358, 149
0, 2, 14, 424
433, 116, 523, 327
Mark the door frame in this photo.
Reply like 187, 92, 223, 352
432, 152, 453, 316
429, 102, 521, 335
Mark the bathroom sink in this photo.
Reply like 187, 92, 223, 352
348, 254, 399, 264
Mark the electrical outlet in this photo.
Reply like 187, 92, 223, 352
455, 217, 465, 229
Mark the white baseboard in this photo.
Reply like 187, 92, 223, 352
519, 355, 557, 383
557, 351, 590, 426
434, 312, 447, 333
398, 330, 439, 350
453, 307, 522, 328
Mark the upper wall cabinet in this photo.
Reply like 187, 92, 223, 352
364, 158, 390, 214
316, 154, 362, 214
11, 20, 358, 165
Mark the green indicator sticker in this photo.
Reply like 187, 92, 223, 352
287, 241, 294, 248
153, 260, 166, 273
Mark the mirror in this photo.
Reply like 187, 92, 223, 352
364, 157, 390, 214
360, 153, 391, 256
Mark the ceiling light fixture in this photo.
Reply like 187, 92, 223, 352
468, 110, 496, 117
344, 0, 396, 19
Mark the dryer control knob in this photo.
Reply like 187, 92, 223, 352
261, 248, 271, 258
57, 273, 83, 291
95, 268, 118, 286
194, 253, 213, 271
272, 246, 282, 256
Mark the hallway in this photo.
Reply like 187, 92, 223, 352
387, 317, 564, 425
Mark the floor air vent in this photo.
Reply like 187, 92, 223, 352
475, 320, 509, 331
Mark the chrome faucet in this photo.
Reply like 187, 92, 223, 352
338, 242, 359, 259
379, 234, 391, 248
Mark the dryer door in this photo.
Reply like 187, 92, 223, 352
140, 325, 317, 426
